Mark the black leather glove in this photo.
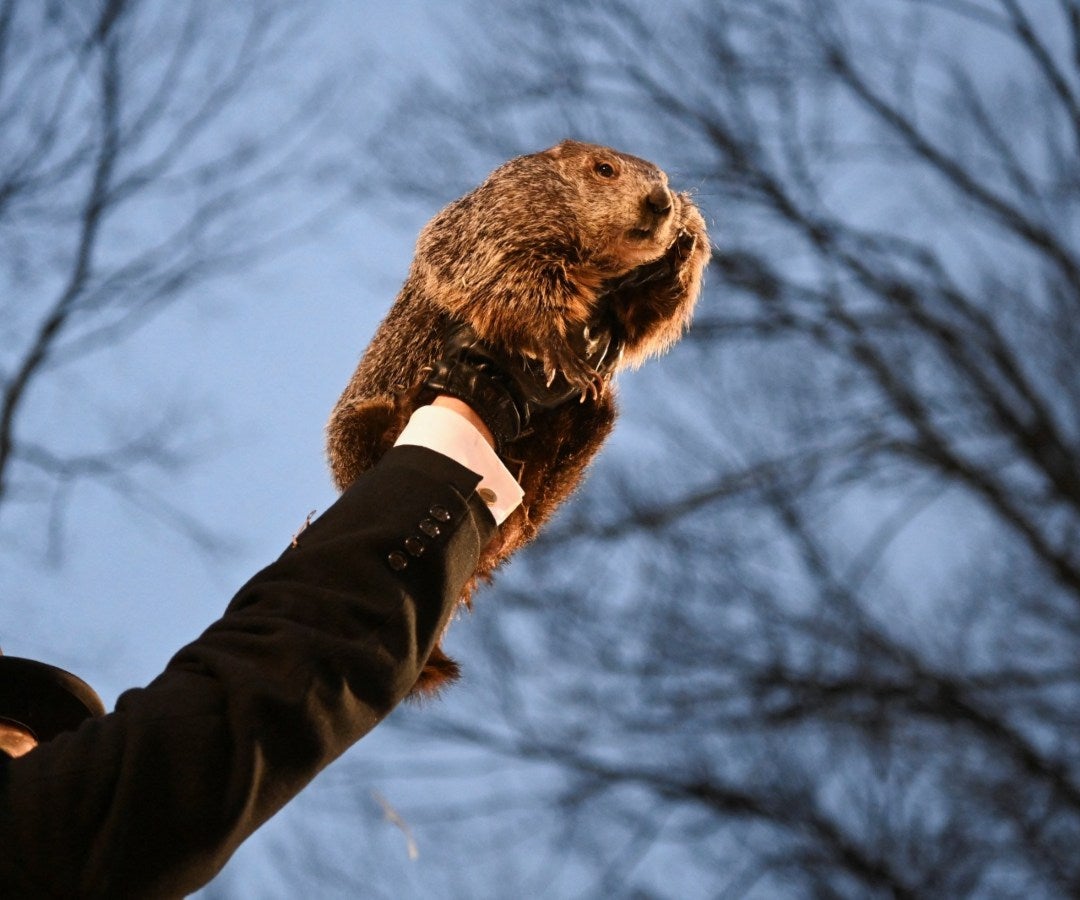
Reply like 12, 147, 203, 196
421, 320, 618, 455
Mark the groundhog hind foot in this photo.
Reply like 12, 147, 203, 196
327, 397, 406, 490
408, 644, 461, 699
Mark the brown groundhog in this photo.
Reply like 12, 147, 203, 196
327, 139, 710, 693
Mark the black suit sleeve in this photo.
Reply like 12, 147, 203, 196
0, 445, 495, 899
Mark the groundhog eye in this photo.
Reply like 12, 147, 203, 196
594, 162, 616, 178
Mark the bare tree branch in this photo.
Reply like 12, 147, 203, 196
0, 1, 341, 555
309, 0, 1080, 894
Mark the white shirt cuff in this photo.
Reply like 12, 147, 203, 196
394, 405, 524, 525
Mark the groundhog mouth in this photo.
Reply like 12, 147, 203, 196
627, 226, 659, 242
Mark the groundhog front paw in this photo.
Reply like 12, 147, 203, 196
672, 227, 699, 264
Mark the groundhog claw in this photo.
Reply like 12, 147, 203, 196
539, 340, 602, 402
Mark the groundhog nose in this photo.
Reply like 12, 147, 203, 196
647, 185, 673, 216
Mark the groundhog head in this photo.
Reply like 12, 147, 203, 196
410, 139, 710, 391
542, 139, 683, 272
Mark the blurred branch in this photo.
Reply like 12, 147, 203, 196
0, 0, 341, 552
423, 718, 921, 899
824, 30, 1080, 286
333, 0, 1080, 894
999, 0, 1080, 149
0, 14, 120, 502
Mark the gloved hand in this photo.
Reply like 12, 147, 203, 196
420, 319, 619, 456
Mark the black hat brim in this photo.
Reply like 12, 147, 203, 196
0, 656, 105, 742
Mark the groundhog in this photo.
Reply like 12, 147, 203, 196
327, 139, 710, 694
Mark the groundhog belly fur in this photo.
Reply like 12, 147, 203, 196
327, 139, 710, 695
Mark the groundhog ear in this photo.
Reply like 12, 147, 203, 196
544, 140, 581, 160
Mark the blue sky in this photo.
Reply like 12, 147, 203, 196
2, 3, 480, 892
4, 1, 1072, 896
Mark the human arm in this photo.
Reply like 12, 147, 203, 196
0, 443, 496, 898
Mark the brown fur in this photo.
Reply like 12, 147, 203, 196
327, 140, 710, 694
